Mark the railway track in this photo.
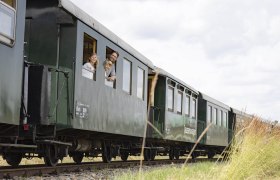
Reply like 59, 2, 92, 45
0, 158, 219, 178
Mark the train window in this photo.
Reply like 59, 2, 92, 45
177, 91, 183, 114
122, 59, 132, 94
137, 67, 145, 100
213, 108, 217, 125
0, 0, 16, 45
219, 110, 223, 126
82, 33, 97, 80
185, 95, 190, 116
105, 47, 117, 88
167, 86, 174, 112
207, 105, 212, 122
223, 112, 228, 128
191, 98, 196, 119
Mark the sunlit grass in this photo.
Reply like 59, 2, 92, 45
219, 117, 280, 179
117, 162, 220, 180
117, 117, 280, 179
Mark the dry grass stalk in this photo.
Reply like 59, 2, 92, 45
138, 70, 159, 177
182, 123, 212, 168
219, 117, 280, 179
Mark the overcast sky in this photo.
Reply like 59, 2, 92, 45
70, 0, 280, 121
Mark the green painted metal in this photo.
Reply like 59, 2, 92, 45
0, 0, 26, 126
152, 75, 197, 142
165, 112, 197, 143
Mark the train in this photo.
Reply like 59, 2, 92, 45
0, 0, 247, 167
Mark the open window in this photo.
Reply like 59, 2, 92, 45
104, 46, 116, 88
82, 33, 97, 80
0, 0, 16, 46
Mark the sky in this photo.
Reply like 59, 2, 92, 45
70, 0, 280, 121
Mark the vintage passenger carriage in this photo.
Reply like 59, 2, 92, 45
0, 0, 239, 167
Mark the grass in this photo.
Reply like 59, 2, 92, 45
117, 162, 220, 180
219, 117, 280, 179
117, 117, 280, 179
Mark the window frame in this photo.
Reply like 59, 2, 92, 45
219, 110, 223, 127
122, 58, 132, 94
167, 86, 174, 112
136, 67, 145, 100
223, 112, 228, 128
185, 95, 190, 116
191, 98, 197, 119
207, 105, 212, 123
82, 33, 97, 81
213, 108, 217, 125
176, 90, 183, 114
0, 0, 17, 46
104, 46, 117, 88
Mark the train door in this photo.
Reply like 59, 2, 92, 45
147, 75, 164, 138
197, 120, 206, 144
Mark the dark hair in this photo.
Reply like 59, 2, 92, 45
113, 51, 119, 58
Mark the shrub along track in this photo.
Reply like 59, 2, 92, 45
0, 158, 219, 178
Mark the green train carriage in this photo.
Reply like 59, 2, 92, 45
0, 0, 242, 167
148, 68, 199, 160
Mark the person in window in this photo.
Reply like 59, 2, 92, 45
82, 52, 99, 79
104, 60, 113, 80
104, 51, 119, 81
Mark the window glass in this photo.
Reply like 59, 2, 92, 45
207, 105, 212, 122
177, 91, 183, 114
122, 59, 132, 94
0, 0, 16, 45
223, 112, 227, 128
167, 86, 174, 111
219, 110, 223, 126
213, 108, 217, 125
185, 95, 190, 116
137, 67, 144, 99
82, 33, 97, 80
191, 98, 196, 119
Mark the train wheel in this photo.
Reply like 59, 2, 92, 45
144, 149, 151, 161
208, 151, 215, 159
44, 145, 59, 167
191, 152, 197, 159
120, 152, 129, 161
174, 149, 180, 160
102, 146, 112, 163
169, 148, 174, 160
151, 150, 156, 161
4, 152, 23, 167
73, 152, 84, 164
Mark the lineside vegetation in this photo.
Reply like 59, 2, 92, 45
117, 117, 280, 179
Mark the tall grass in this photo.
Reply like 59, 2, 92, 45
219, 117, 280, 179
117, 117, 280, 179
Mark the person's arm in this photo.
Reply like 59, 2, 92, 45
108, 65, 116, 81
107, 75, 116, 81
